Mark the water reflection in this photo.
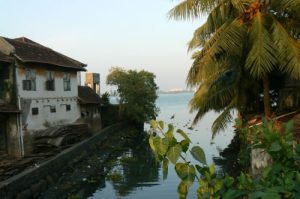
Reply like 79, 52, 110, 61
104, 132, 160, 197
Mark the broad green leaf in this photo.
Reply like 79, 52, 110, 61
166, 124, 174, 138
175, 163, 196, 183
190, 146, 207, 165
176, 129, 191, 143
269, 141, 282, 152
149, 135, 159, 152
180, 140, 190, 153
177, 181, 188, 199
163, 158, 169, 180
150, 120, 158, 129
158, 120, 164, 130
167, 144, 182, 164
166, 129, 174, 139
209, 164, 215, 175
175, 163, 186, 179
153, 137, 169, 156
165, 137, 178, 147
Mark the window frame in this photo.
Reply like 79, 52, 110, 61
32, 107, 39, 115
23, 68, 36, 91
45, 71, 55, 91
63, 73, 71, 91
50, 106, 56, 113
66, 104, 71, 111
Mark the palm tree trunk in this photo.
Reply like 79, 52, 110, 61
263, 75, 271, 117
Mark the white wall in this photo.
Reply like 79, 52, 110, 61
16, 67, 78, 98
16, 65, 81, 131
25, 98, 81, 130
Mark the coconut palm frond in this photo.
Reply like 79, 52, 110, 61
188, 1, 241, 51
211, 106, 233, 138
245, 12, 277, 78
271, 17, 300, 78
188, 23, 210, 51
278, 18, 300, 39
229, 0, 250, 14
270, 0, 300, 24
190, 71, 237, 112
168, 0, 220, 20
187, 19, 246, 86
277, 0, 300, 15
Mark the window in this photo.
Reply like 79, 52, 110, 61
23, 69, 36, 91
0, 67, 9, 97
63, 73, 71, 91
45, 71, 55, 91
32, 107, 39, 115
66, 104, 71, 111
50, 106, 56, 113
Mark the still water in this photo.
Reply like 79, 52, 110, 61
89, 93, 234, 199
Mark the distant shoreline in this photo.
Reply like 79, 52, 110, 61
157, 90, 194, 94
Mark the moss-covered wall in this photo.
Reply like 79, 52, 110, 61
0, 62, 14, 104
6, 114, 21, 157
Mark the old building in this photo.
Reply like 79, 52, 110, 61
0, 36, 88, 156
85, 73, 100, 96
78, 86, 101, 132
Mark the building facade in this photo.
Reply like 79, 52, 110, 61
0, 36, 87, 156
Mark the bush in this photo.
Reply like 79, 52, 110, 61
148, 119, 300, 199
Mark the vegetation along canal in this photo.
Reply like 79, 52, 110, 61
38, 93, 234, 199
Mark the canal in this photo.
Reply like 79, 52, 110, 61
38, 92, 234, 199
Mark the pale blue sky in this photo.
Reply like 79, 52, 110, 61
1, 0, 205, 91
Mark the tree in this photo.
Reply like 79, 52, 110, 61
107, 67, 159, 126
170, 0, 300, 134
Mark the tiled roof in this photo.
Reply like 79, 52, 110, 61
3, 37, 86, 71
78, 86, 100, 104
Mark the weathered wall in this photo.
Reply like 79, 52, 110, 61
79, 104, 101, 133
6, 114, 21, 157
0, 124, 122, 199
0, 62, 14, 104
16, 64, 81, 131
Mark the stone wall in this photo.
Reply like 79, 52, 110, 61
0, 123, 122, 199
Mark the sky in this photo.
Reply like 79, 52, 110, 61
1, 0, 206, 92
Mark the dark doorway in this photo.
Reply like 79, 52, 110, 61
0, 114, 7, 154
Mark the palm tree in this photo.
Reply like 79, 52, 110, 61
170, 0, 300, 135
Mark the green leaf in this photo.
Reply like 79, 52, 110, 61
166, 125, 174, 139
209, 164, 215, 175
250, 191, 265, 199
163, 158, 169, 180
261, 192, 281, 199
176, 129, 191, 143
177, 181, 188, 199
175, 163, 196, 183
166, 124, 174, 138
222, 189, 245, 199
295, 145, 300, 161
180, 140, 190, 153
190, 146, 207, 165
149, 135, 159, 152
167, 144, 182, 164
158, 120, 164, 130
150, 120, 158, 129
153, 137, 169, 156
269, 141, 282, 152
